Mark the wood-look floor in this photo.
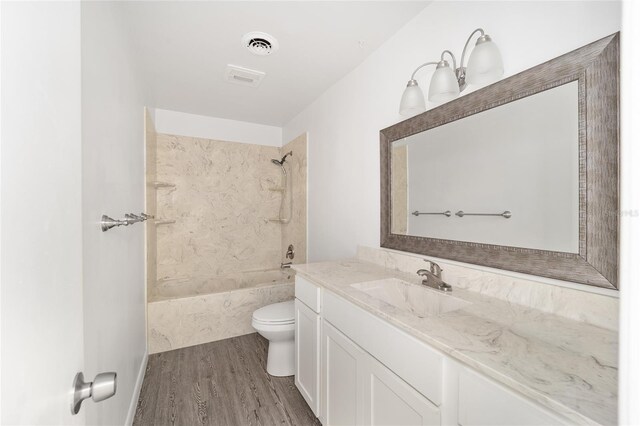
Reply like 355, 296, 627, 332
133, 333, 321, 426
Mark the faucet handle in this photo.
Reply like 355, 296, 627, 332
423, 259, 443, 277
439, 282, 452, 292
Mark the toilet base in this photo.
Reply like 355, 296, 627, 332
266, 339, 295, 377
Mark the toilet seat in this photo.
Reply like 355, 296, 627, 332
252, 318, 294, 326
252, 300, 294, 325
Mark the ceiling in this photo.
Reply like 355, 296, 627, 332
118, 1, 429, 126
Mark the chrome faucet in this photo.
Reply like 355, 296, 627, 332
280, 261, 292, 269
416, 260, 452, 292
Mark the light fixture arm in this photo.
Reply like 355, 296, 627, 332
440, 50, 457, 73
459, 28, 485, 72
410, 61, 440, 80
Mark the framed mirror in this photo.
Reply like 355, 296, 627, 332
380, 33, 619, 289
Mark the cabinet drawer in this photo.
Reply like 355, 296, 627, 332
323, 290, 443, 406
458, 367, 567, 425
295, 276, 322, 313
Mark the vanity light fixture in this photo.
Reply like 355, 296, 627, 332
399, 28, 504, 116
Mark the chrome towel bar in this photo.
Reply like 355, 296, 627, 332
411, 210, 512, 219
412, 210, 452, 217
455, 210, 512, 219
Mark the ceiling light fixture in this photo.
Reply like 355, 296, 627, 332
399, 28, 504, 116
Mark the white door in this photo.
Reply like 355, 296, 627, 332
322, 321, 365, 426
1, 2, 86, 424
295, 299, 321, 415
363, 356, 440, 426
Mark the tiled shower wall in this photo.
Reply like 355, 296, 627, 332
144, 109, 157, 296
391, 144, 408, 234
151, 133, 307, 296
147, 132, 307, 352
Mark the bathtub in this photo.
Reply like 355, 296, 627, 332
148, 269, 294, 354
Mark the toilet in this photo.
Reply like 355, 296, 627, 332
252, 300, 295, 377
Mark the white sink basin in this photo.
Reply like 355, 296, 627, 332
350, 278, 471, 318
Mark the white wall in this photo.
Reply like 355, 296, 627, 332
283, 1, 621, 263
81, 3, 147, 425
153, 108, 282, 147
619, 0, 640, 423
1, 2, 85, 424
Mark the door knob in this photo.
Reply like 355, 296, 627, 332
70, 371, 117, 415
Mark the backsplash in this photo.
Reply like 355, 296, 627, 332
357, 246, 618, 331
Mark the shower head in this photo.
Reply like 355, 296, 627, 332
271, 151, 293, 166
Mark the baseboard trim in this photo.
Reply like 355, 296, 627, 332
125, 350, 148, 426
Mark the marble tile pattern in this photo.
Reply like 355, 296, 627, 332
281, 133, 307, 265
148, 282, 294, 354
357, 246, 619, 331
391, 144, 408, 234
150, 268, 294, 302
149, 133, 307, 350
155, 134, 283, 285
292, 259, 618, 425
144, 109, 157, 299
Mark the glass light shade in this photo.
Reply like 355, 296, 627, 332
466, 38, 504, 85
428, 63, 460, 103
399, 81, 426, 116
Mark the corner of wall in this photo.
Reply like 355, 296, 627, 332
125, 350, 148, 426
152, 108, 283, 147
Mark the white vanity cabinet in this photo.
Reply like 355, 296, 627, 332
321, 289, 442, 425
294, 276, 570, 426
457, 367, 566, 426
322, 320, 365, 425
363, 356, 441, 425
294, 276, 322, 416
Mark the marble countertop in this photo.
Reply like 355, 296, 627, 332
293, 259, 617, 425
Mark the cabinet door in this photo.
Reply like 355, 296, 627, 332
364, 356, 440, 426
322, 320, 365, 426
458, 367, 567, 426
295, 299, 321, 415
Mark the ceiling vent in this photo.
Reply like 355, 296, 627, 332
225, 64, 266, 88
241, 31, 279, 56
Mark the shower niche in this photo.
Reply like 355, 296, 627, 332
144, 112, 307, 353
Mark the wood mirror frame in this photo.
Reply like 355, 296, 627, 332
380, 33, 619, 289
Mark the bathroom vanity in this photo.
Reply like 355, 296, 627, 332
293, 259, 617, 426
292, 32, 620, 426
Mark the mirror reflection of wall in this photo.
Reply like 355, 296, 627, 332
391, 144, 409, 234
391, 81, 579, 253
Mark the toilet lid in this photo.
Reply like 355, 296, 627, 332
253, 300, 294, 324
